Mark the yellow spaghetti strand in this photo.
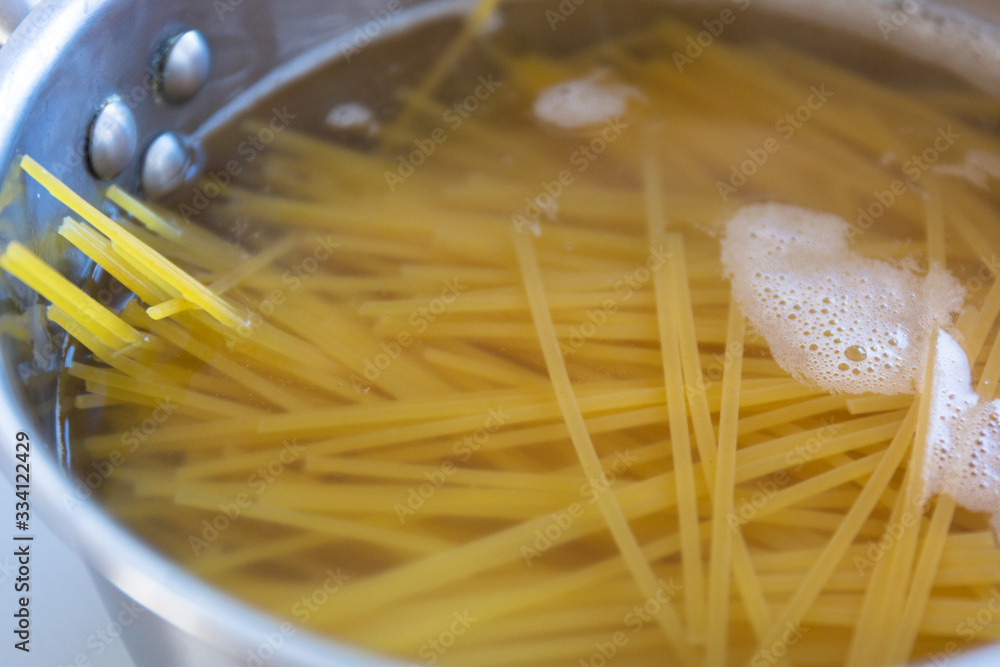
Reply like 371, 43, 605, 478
147, 234, 300, 319
389, 0, 501, 138
751, 404, 920, 663
0, 241, 142, 351
58, 217, 168, 306
511, 227, 695, 664
668, 233, 720, 481
20, 156, 247, 330
105, 186, 183, 239
645, 128, 705, 642
705, 302, 745, 666
888, 495, 956, 663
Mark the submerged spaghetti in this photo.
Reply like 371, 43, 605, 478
6, 2, 1000, 666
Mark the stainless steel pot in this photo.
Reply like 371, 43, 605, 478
3, 1, 1000, 665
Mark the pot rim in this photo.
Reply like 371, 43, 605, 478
3, 1, 1000, 666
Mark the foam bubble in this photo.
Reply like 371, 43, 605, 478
720, 203, 965, 395
533, 71, 639, 130
326, 102, 379, 136
478, 11, 504, 36
923, 330, 1000, 538
933, 149, 1000, 189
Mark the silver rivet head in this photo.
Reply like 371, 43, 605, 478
88, 99, 137, 181
160, 30, 210, 104
141, 132, 193, 199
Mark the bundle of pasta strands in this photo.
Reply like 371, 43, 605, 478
7, 9, 1000, 667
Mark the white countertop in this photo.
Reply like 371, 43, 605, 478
0, 471, 135, 667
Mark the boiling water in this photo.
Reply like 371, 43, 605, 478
45, 1, 1000, 665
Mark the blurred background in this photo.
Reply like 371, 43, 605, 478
0, 472, 134, 666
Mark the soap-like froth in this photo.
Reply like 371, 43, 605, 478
326, 102, 378, 136
923, 331, 1000, 538
533, 72, 638, 130
933, 149, 1000, 189
720, 203, 965, 395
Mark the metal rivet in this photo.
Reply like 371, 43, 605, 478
87, 98, 137, 181
159, 30, 210, 104
141, 132, 192, 199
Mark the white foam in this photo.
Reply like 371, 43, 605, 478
325, 102, 379, 136
733, 0, 1000, 96
478, 11, 504, 36
533, 71, 639, 130
720, 203, 965, 395
923, 330, 1000, 538
933, 149, 1000, 189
